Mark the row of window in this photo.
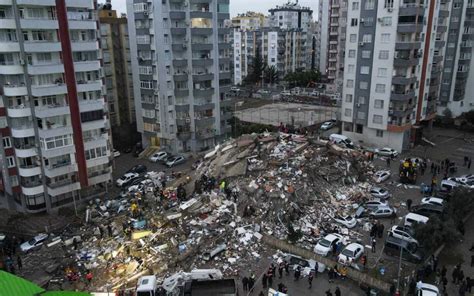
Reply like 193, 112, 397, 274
85, 146, 108, 160
347, 65, 389, 77
349, 33, 391, 44
40, 134, 73, 150
344, 108, 384, 125
346, 80, 387, 93
345, 95, 385, 109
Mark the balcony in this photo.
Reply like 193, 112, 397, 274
0, 18, 15, 29
11, 125, 35, 138
175, 89, 190, 97
394, 57, 419, 67
17, 0, 54, 4
177, 132, 191, 141
391, 90, 416, 101
86, 154, 110, 168
173, 59, 188, 67
435, 40, 445, 48
218, 42, 231, 50
194, 88, 214, 97
0, 41, 20, 52
397, 24, 423, 33
69, 20, 97, 30
20, 19, 58, 30
0, 62, 23, 75
74, 60, 101, 72
88, 170, 112, 186
32, 84, 67, 97
3, 84, 27, 96
172, 43, 187, 51
41, 144, 75, 159
7, 105, 32, 118
79, 99, 105, 113
44, 162, 78, 178
457, 71, 469, 79
191, 28, 213, 35
24, 42, 61, 53
395, 41, 421, 50
399, 5, 425, 16
170, 11, 186, 20
433, 55, 443, 63
47, 180, 81, 197
196, 129, 215, 139
35, 103, 70, 118
38, 126, 73, 139
27, 62, 64, 75
192, 43, 213, 51
77, 80, 102, 92
392, 75, 417, 85
171, 28, 187, 35
18, 165, 41, 177
439, 10, 449, 17
82, 117, 107, 131
84, 135, 107, 150
190, 11, 213, 18
195, 116, 215, 127
219, 71, 231, 80
21, 183, 44, 196
71, 41, 99, 52
193, 73, 214, 82
173, 73, 188, 82
192, 59, 213, 67
194, 102, 215, 111
66, 0, 94, 8
15, 145, 37, 158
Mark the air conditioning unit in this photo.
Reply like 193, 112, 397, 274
388, 7, 393, 12
359, 42, 365, 46
360, 18, 365, 23
378, 17, 383, 22
356, 103, 361, 107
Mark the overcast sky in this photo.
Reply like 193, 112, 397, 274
109, 0, 319, 18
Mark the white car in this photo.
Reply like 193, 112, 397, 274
116, 172, 139, 187
388, 225, 418, 244
459, 174, 474, 182
314, 233, 343, 256
377, 147, 399, 158
113, 149, 121, 158
421, 197, 445, 207
333, 214, 357, 228
149, 151, 168, 163
337, 243, 364, 265
320, 121, 335, 130
452, 177, 474, 188
166, 155, 186, 168
363, 199, 389, 211
374, 170, 391, 183
369, 205, 396, 219
20, 233, 48, 252
416, 282, 440, 296
230, 87, 240, 92
369, 187, 391, 199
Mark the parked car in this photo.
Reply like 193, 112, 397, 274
368, 205, 396, 219
127, 164, 147, 175
376, 147, 399, 158
20, 233, 48, 252
284, 253, 322, 273
404, 213, 429, 228
363, 200, 389, 211
452, 176, 474, 188
166, 155, 186, 168
320, 121, 335, 131
116, 172, 139, 187
149, 151, 168, 163
333, 214, 357, 228
329, 134, 354, 149
313, 233, 343, 256
113, 149, 121, 158
369, 187, 391, 199
384, 236, 423, 263
338, 243, 364, 265
388, 225, 418, 244
421, 197, 445, 207
411, 204, 444, 217
416, 282, 440, 296
458, 174, 474, 182
374, 170, 391, 183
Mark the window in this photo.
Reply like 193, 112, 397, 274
133, 3, 148, 13
453, 2, 461, 8
40, 134, 73, 150
139, 66, 153, 75
360, 66, 370, 74
85, 146, 108, 160
375, 84, 386, 93
377, 68, 387, 77
381, 33, 391, 43
140, 81, 153, 89
365, 0, 375, 9
80, 110, 104, 123
379, 50, 389, 60
362, 34, 372, 43
2, 137, 11, 148
346, 79, 354, 88
376, 130, 384, 137
356, 124, 363, 134
384, 0, 394, 8
357, 111, 366, 119
350, 34, 357, 43
345, 94, 353, 103
373, 115, 383, 124
381, 17, 392, 26
360, 81, 369, 89
344, 108, 352, 117
348, 50, 356, 58
348, 64, 355, 73
358, 96, 366, 104
351, 18, 358, 26
374, 99, 384, 109
10, 175, 18, 187
362, 50, 371, 58
6, 156, 15, 168
352, 2, 359, 10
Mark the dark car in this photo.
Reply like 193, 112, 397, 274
127, 164, 147, 175
411, 204, 444, 217
384, 236, 423, 263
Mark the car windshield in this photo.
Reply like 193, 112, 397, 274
319, 238, 332, 248
27, 239, 36, 245
341, 249, 354, 257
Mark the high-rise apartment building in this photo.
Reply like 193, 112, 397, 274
438, 0, 474, 117
341, 0, 441, 152
99, 2, 135, 130
0, 0, 112, 213
233, 28, 308, 85
127, 0, 232, 153
231, 12, 267, 31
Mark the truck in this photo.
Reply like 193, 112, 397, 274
399, 158, 418, 184
136, 269, 237, 296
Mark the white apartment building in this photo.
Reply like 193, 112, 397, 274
438, 0, 474, 117
127, 0, 232, 153
0, 0, 112, 213
341, 0, 441, 152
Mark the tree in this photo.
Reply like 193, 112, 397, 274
245, 47, 265, 85
264, 65, 279, 85
284, 70, 321, 88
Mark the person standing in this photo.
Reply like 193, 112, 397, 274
371, 238, 376, 253
335, 287, 341, 296
284, 260, 290, 275
267, 270, 273, 287
248, 273, 255, 292
262, 273, 267, 289
278, 262, 284, 278
242, 276, 248, 291
85, 270, 93, 284
407, 199, 413, 212
386, 157, 391, 167
308, 271, 313, 289
16, 256, 22, 271
294, 266, 301, 281
453, 265, 460, 284
326, 289, 333, 296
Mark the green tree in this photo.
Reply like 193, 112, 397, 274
284, 70, 321, 88
245, 47, 265, 85
264, 65, 279, 85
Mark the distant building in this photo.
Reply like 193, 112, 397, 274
99, 5, 135, 129
231, 12, 267, 31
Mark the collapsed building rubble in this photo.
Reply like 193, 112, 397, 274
19, 132, 383, 292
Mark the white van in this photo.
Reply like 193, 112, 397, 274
440, 179, 458, 192
329, 134, 354, 149
404, 213, 429, 228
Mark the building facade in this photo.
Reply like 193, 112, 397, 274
233, 28, 307, 85
0, 0, 112, 213
99, 4, 135, 129
127, 0, 232, 153
341, 0, 441, 152
231, 12, 267, 31
438, 0, 474, 117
